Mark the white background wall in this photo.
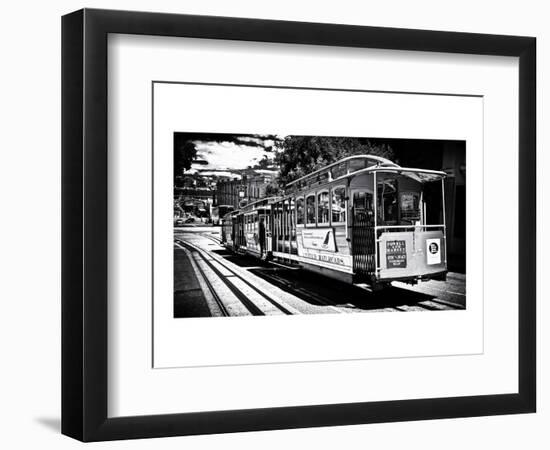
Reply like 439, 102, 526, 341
0, 0, 546, 448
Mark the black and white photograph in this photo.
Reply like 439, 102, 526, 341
173, 133, 466, 318
0, 0, 542, 447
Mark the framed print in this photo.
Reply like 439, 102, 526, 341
61, 8, 536, 441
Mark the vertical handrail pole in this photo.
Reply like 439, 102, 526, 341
286, 198, 291, 257
441, 178, 447, 266
373, 171, 378, 277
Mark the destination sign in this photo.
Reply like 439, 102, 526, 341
386, 240, 407, 268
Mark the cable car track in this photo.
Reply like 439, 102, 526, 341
199, 232, 222, 245
176, 239, 296, 316
419, 297, 464, 310
187, 250, 230, 317
254, 270, 349, 313
176, 232, 465, 314
253, 266, 464, 313
177, 241, 265, 316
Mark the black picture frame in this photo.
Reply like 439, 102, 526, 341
62, 8, 536, 442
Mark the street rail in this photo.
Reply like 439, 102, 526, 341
175, 239, 298, 316
175, 232, 465, 316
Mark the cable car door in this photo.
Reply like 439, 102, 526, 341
351, 190, 375, 280
259, 213, 271, 256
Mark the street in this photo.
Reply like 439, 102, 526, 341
174, 225, 466, 318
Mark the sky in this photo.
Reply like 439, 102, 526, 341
194, 139, 274, 171
179, 134, 280, 177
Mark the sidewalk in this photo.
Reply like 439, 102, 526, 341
173, 246, 210, 318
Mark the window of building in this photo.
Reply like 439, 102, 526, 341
331, 186, 346, 223
306, 195, 316, 225
317, 191, 330, 224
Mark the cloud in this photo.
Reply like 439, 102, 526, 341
236, 136, 265, 146
193, 141, 272, 171
197, 170, 242, 179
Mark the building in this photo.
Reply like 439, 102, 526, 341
173, 173, 215, 219
215, 170, 277, 209
391, 139, 466, 272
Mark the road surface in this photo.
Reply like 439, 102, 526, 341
174, 225, 466, 318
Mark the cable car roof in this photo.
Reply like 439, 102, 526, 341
221, 211, 238, 220
335, 166, 447, 183
285, 154, 398, 190
238, 196, 282, 213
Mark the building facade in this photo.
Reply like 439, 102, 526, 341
392, 139, 466, 272
173, 173, 215, 219
215, 171, 277, 209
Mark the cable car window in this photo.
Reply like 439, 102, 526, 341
377, 179, 398, 224
296, 197, 304, 225
332, 186, 346, 223
306, 195, 316, 225
353, 191, 373, 210
348, 158, 367, 172
317, 191, 330, 224
331, 162, 347, 179
283, 200, 289, 238
399, 192, 420, 223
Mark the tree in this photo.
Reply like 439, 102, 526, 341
264, 179, 281, 196
274, 136, 395, 187
173, 137, 198, 177
256, 154, 272, 170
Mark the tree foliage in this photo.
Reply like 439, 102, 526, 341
274, 136, 395, 187
174, 137, 198, 177
246, 154, 274, 171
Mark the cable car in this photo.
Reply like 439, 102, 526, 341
222, 155, 447, 290
211, 204, 235, 226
